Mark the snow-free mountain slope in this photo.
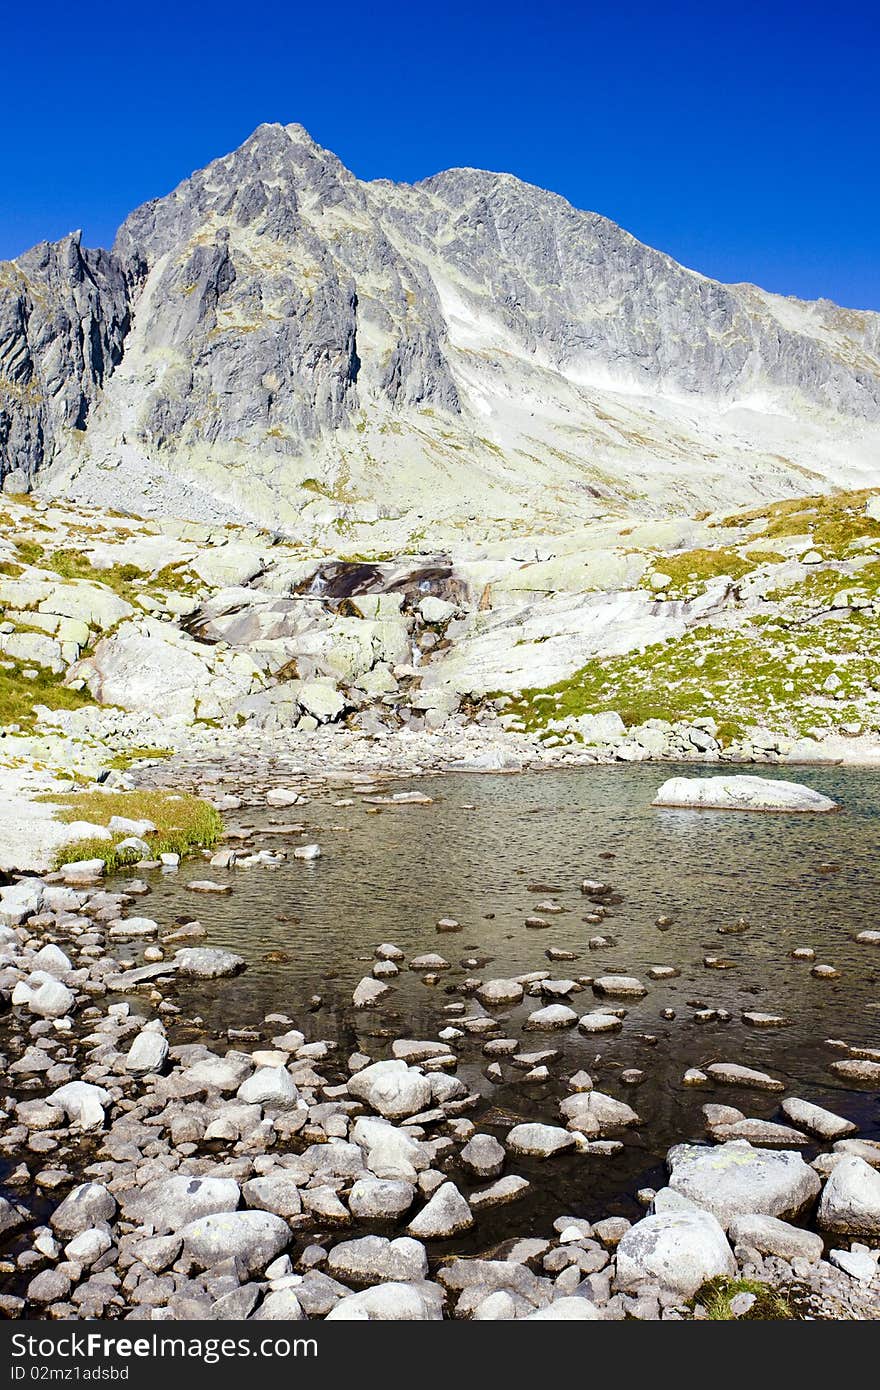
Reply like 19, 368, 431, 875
1, 123, 878, 541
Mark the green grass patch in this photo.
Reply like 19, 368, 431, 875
105, 747, 174, 771
693, 1276, 796, 1321
44, 789, 222, 871
500, 607, 880, 743
0, 663, 92, 730
14, 539, 46, 567
32, 550, 197, 602
153, 564, 198, 595
47, 550, 148, 593
721, 488, 880, 557
644, 546, 776, 596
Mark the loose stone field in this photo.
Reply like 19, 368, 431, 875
2, 764, 879, 1319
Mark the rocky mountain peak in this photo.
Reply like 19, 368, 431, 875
1, 123, 878, 538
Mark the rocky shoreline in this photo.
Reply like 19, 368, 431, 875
8, 720, 880, 877
2, 763, 880, 1322
6, 485, 880, 879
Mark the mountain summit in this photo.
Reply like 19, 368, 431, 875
1, 122, 878, 540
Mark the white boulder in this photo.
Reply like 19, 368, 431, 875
817, 1155, 880, 1239
653, 774, 838, 813
667, 1141, 820, 1227
348, 1060, 432, 1119
616, 1210, 735, 1295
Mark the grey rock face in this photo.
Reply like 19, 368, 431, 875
2, 122, 879, 520
325, 1280, 444, 1320
0, 233, 129, 486
347, 1059, 432, 1119
50, 1182, 116, 1236
347, 1178, 415, 1220
0, 1196, 26, 1239
326, 1234, 428, 1286
459, 1133, 505, 1179
124, 1029, 169, 1076
242, 1173, 303, 1218
406, 1182, 474, 1239
727, 1213, 824, 1262
817, 1155, 880, 1238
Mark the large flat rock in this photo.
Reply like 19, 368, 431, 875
653, 774, 839, 814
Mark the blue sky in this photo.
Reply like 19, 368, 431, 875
1, 0, 878, 307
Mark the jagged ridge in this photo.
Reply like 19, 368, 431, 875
1, 122, 879, 536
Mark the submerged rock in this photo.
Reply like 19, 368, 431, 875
506, 1123, 577, 1158
831, 1059, 880, 1087
727, 1213, 823, 1262
407, 1182, 473, 1239
561, 1091, 639, 1135
124, 1029, 169, 1076
47, 1081, 110, 1130
348, 1179, 415, 1220
120, 1174, 240, 1232
781, 1097, 857, 1141
353, 977, 389, 1008
179, 1210, 289, 1274
327, 1235, 428, 1285
459, 1134, 505, 1179
704, 1062, 784, 1092
592, 974, 646, 998
348, 1060, 432, 1119
50, 1183, 116, 1236
326, 1282, 443, 1320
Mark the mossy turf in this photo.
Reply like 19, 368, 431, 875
643, 546, 784, 597
721, 488, 880, 557
692, 1276, 797, 1320
0, 663, 92, 730
105, 747, 174, 771
44, 550, 196, 598
43, 789, 222, 872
